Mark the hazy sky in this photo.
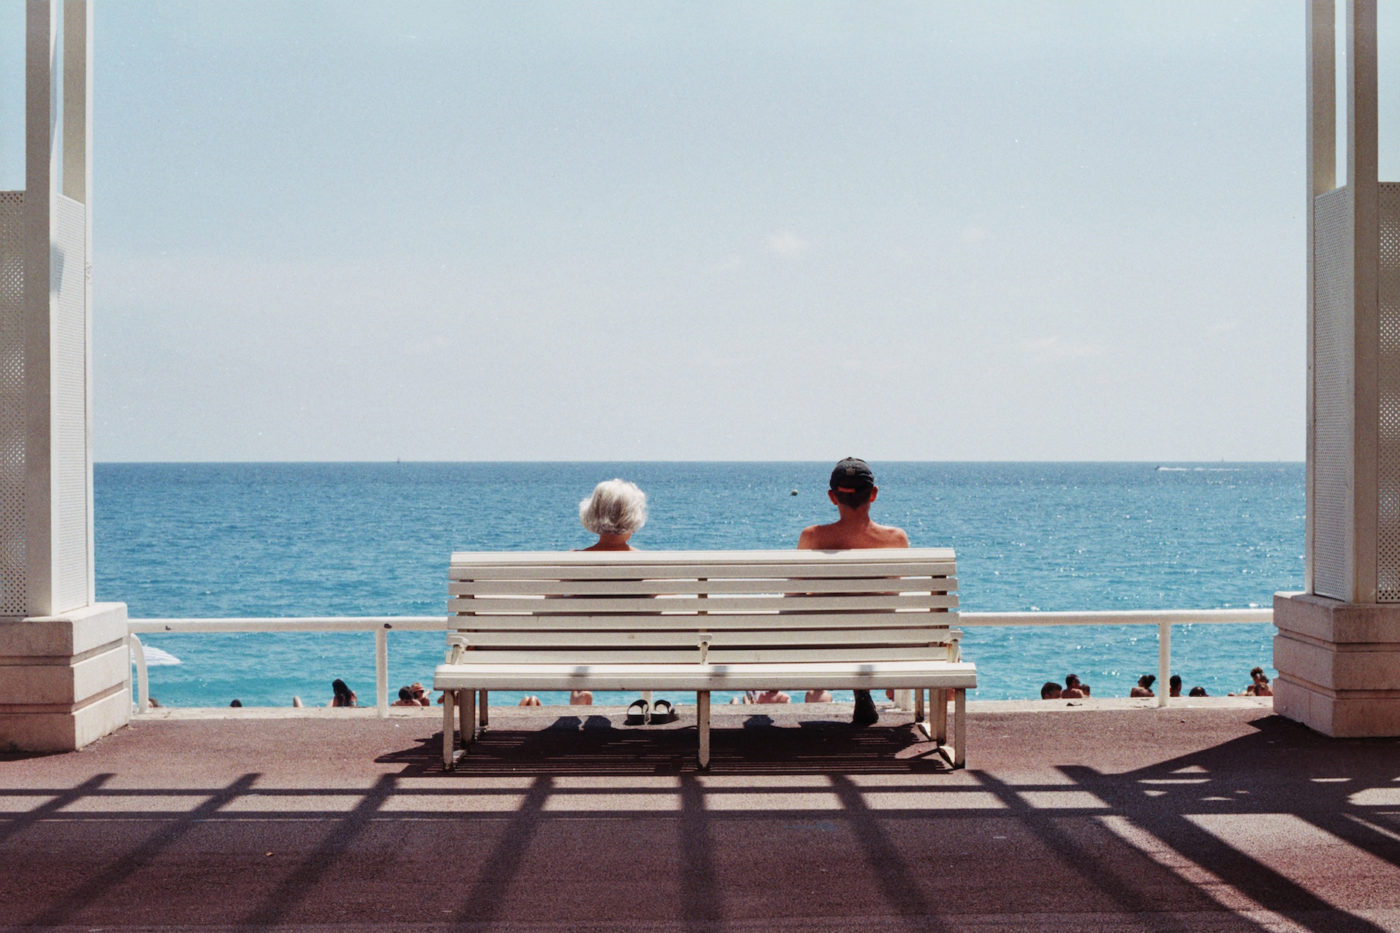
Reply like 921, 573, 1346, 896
7, 2, 1398, 461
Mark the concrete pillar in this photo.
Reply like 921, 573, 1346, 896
0, 1, 128, 752
1275, 0, 1400, 737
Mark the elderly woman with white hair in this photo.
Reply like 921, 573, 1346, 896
572, 478, 657, 714
578, 478, 647, 551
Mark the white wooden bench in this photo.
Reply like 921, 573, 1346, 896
434, 548, 976, 770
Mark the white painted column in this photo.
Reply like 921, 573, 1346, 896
1276, 0, 1400, 737
0, 1, 128, 752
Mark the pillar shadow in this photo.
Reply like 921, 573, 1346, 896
1057, 716, 1399, 933
241, 773, 397, 927
25, 773, 259, 928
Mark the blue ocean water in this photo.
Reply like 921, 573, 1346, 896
96, 462, 1303, 707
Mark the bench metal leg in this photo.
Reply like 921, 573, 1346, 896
442, 689, 457, 770
934, 688, 949, 745
697, 690, 711, 770
479, 690, 489, 730
462, 688, 477, 747
953, 688, 966, 768
914, 687, 925, 724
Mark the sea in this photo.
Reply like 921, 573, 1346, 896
96, 461, 1303, 708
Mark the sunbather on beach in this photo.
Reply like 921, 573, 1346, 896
1040, 681, 1063, 700
1245, 666, 1273, 696
798, 457, 910, 726
578, 479, 647, 550
330, 678, 357, 707
1130, 674, 1155, 697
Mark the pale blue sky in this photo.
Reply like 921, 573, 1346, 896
6, 2, 1399, 461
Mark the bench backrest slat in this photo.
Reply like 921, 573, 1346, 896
448, 612, 956, 632
451, 576, 955, 597
450, 594, 956, 615
443, 646, 955, 666
464, 626, 952, 649
452, 553, 954, 581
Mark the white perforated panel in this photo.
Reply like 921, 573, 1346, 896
1313, 187, 1353, 601
54, 195, 89, 612
1378, 183, 1400, 601
0, 192, 25, 616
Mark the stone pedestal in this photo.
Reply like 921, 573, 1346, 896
1274, 592, 1400, 736
0, 603, 130, 752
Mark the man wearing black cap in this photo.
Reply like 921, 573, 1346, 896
798, 458, 909, 724
798, 458, 909, 551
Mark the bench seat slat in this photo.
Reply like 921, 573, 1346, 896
450, 577, 956, 597
434, 660, 978, 692
453, 626, 954, 649
449, 593, 956, 614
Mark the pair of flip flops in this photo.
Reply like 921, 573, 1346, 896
625, 699, 676, 725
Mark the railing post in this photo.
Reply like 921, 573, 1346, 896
375, 627, 388, 717
1157, 622, 1171, 708
130, 634, 148, 713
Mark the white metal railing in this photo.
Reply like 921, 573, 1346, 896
128, 617, 448, 717
959, 609, 1275, 708
127, 608, 1274, 716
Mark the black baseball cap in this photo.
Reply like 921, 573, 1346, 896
829, 457, 874, 491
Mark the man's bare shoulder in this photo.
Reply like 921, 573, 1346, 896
799, 521, 908, 550
797, 524, 830, 550
880, 524, 911, 548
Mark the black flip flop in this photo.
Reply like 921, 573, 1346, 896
651, 699, 675, 724
625, 698, 649, 725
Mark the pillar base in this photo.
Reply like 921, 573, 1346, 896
1273, 592, 1400, 737
0, 603, 130, 752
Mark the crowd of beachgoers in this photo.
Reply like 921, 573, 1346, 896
1038, 666, 1274, 701
178, 665, 1276, 713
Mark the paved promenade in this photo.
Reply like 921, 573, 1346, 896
3, 701, 1399, 932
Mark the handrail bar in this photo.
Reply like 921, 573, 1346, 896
126, 609, 1276, 715
128, 617, 448, 716
129, 617, 449, 633
960, 609, 1273, 626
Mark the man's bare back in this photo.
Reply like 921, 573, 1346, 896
798, 513, 908, 550
797, 458, 909, 551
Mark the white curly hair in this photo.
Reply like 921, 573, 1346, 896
579, 479, 648, 536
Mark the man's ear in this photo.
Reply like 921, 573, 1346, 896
868, 486, 879, 503
827, 489, 839, 506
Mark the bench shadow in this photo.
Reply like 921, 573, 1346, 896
378, 714, 952, 776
